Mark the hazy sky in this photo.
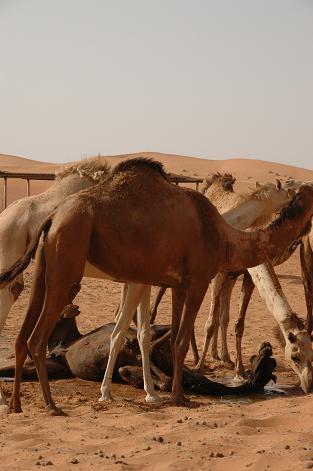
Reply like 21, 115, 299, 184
1, 0, 312, 168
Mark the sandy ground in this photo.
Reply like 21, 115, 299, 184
1, 152, 313, 471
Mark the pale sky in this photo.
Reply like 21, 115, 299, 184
0, 0, 312, 168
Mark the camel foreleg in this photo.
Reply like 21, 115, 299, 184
194, 272, 228, 372
234, 273, 255, 379
10, 246, 46, 413
172, 281, 209, 405
219, 276, 237, 366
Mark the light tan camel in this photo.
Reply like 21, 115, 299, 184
0, 157, 111, 408
1, 158, 313, 415
232, 183, 313, 382
196, 179, 296, 370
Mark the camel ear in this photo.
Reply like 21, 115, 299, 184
287, 188, 296, 198
255, 181, 261, 188
288, 332, 297, 343
276, 179, 282, 190
61, 304, 80, 319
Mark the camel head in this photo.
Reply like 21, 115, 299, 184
285, 330, 313, 393
251, 179, 294, 211
201, 172, 236, 195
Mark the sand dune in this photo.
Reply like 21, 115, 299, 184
1, 152, 313, 470
1, 151, 313, 207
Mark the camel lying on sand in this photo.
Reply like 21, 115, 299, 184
0, 308, 277, 397
1, 157, 313, 415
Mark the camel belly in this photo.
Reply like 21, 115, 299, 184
83, 261, 115, 280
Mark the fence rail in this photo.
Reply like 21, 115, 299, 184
0, 170, 203, 210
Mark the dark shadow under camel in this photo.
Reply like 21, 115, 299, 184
0, 308, 277, 397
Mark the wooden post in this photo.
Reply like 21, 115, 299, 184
196, 182, 199, 191
3, 177, 7, 210
26, 179, 30, 196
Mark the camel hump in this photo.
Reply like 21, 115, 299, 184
111, 157, 168, 181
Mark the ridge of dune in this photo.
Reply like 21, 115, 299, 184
1, 151, 312, 179
0, 154, 57, 172
0, 151, 312, 207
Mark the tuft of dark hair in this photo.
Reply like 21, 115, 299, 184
111, 157, 168, 180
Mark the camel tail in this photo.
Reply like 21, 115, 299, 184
0, 216, 53, 289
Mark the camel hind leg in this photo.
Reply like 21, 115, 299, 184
219, 276, 237, 366
10, 245, 46, 413
234, 273, 255, 379
27, 278, 83, 415
25, 222, 90, 415
194, 272, 228, 372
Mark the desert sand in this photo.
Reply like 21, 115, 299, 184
1, 152, 313, 471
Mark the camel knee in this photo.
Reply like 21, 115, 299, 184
174, 337, 190, 360
27, 335, 46, 359
137, 327, 149, 346
205, 322, 217, 340
235, 318, 245, 338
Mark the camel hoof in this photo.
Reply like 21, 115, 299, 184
145, 394, 162, 404
99, 393, 114, 402
172, 397, 200, 408
9, 402, 22, 414
47, 405, 68, 416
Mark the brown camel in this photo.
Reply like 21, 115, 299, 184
1, 157, 313, 415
